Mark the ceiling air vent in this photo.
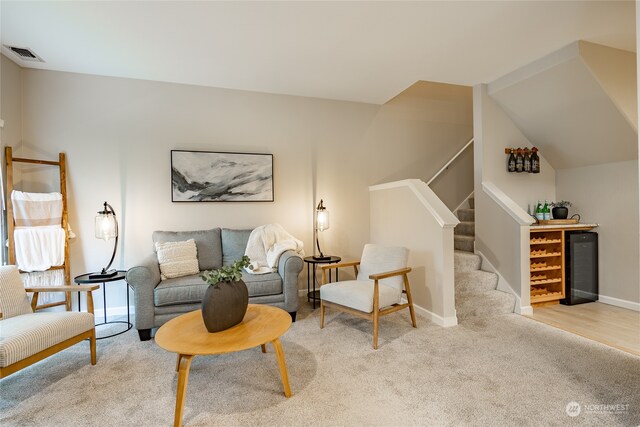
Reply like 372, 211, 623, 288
3, 45, 44, 62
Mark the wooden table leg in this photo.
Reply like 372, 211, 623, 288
175, 354, 182, 372
271, 338, 291, 398
174, 354, 194, 427
261, 344, 267, 353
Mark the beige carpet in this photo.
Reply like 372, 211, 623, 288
1, 300, 639, 426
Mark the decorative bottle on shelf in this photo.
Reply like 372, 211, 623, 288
515, 148, 524, 172
535, 200, 544, 221
523, 148, 531, 173
543, 200, 551, 220
531, 147, 540, 173
507, 149, 516, 172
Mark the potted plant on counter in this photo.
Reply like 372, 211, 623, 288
200, 255, 252, 333
550, 201, 572, 219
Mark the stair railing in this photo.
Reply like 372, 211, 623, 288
426, 138, 474, 186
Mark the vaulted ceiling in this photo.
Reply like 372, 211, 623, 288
1, 1, 635, 104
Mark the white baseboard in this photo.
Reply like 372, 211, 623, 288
401, 297, 458, 327
94, 306, 133, 319
475, 250, 522, 313
516, 305, 533, 315
598, 295, 640, 312
300, 292, 458, 327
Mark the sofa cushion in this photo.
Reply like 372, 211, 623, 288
155, 239, 199, 280
153, 228, 222, 271
221, 229, 252, 266
0, 265, 33, 319
154, 274, 208, 307
242, 271, 282, 297
154, 271, 283, 307
0, 311, 94, 367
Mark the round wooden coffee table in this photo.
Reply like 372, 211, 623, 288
155, 304, 293, 427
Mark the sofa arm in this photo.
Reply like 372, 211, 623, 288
126, 254, 161, 330
278, 250, 303, 314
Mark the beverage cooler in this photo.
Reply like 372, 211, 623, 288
562, 231, 598, 305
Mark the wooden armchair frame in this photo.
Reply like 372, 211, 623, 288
319, 262, 417, 349
0, 285, 99, 379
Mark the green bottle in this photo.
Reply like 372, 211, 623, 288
543, 200, 550, 220
535, 200, 543, 221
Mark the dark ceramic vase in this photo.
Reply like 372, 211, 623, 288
552, 206, 569, 220
201, 280, 249, 333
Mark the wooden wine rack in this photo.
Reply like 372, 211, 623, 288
529, 229, 565, 306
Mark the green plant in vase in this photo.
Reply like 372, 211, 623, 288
201, 255, 252, 285
550, 201, 572, 220
200, 255, 252, 333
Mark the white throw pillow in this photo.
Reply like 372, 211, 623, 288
155, 239, 199, 280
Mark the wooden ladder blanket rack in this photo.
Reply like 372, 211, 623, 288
5, 146, 72, 311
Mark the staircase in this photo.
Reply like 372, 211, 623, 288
453, 197, 516, 320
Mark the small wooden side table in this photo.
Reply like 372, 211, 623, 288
304, 255, 341, 309
155, 304, 293, 427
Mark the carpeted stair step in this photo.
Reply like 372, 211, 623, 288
454, 221, 475, 237
456, 289, 515, 320
457, 208, 475, 222
468, 197, 474, 209
454, 250, 481, 272
455, 270, 498, 293
454, 235, 474, 252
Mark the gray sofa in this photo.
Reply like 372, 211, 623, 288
126, 228, 303, 341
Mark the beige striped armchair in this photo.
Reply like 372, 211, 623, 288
0, 265, 99, 379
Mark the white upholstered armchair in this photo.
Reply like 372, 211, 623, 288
0, 265, 99, 379
319, 244, 417, 349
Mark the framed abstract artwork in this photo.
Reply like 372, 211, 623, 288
171, 150, 274, 202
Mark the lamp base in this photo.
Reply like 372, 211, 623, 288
312, 255, 332, 261
88, 269, 118, 280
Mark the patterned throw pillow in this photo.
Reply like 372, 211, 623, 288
0, 265, 33, 319
155, 239, 199, 280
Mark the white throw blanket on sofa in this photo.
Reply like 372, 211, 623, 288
244, 224, 304, 274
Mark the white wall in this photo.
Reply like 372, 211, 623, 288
557, 161, 639, 306
3, 61, 473, 311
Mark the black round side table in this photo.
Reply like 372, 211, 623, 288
74, 270, 131, 339
304, 256, 341, 309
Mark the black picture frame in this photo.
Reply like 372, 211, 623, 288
171, 150, 274, 202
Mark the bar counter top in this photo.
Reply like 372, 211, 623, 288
530, 223, 598, 230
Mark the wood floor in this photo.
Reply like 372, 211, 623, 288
528, 302, 640, 357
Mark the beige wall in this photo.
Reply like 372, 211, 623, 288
429, 143, 474, 211
556, 160, 640, 305
1, 55, 23, 262
4, 60, 473, 309
478, 86, 556, 212
364, 81, 473, 185
1, 55, 23, 170
474, 84, 556, 299
370, 182, 457, 325
580, 41, 637, 131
